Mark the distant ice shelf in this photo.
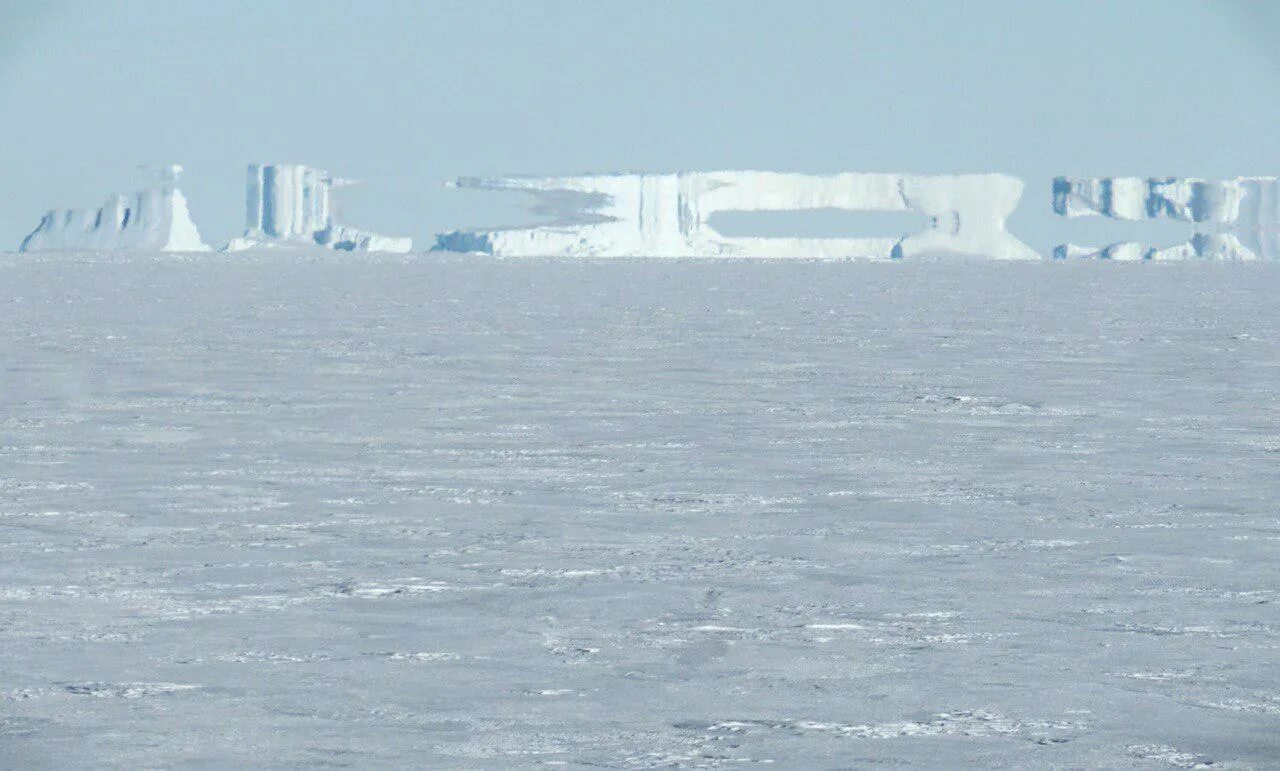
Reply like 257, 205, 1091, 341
225, 164, 412, 254
19, 165, 210, 253
1053, 176, 1280, 260
434, 171, 1040, 259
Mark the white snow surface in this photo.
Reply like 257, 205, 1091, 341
19, 166, 210, 253
227, 164, 411, 253
1053, 176, 1280, 260
435, 172, 1039, 259
2, 253, 1278, 767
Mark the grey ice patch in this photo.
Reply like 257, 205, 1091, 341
63, 682, 202, 699
1127, 744, 1220, 768
674, 710, 1084, 740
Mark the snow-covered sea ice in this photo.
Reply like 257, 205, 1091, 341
1, 253, 1277, 767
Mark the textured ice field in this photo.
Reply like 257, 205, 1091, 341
2, 254, 1278, 768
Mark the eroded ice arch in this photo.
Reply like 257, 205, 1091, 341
1052, 176, 1280, 260
434, 172, 1039, 260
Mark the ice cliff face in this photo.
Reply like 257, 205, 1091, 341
1053, 176, 1280, 260
434, 172, 1039, 260
225, 164, 411, 253
19, 166, 210, 253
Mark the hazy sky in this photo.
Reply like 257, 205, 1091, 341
1, 0, 1279, 252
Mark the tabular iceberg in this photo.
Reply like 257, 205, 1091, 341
225, 164, 412, 253
434, 172, 1039, 260
1052, 176, 1280, 260
19, 166, 210, 253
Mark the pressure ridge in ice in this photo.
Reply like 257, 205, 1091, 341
1053, 176, 1280, 260
19, 165, 210, 253
434, 172, 1040, 259
225, 164, 412, 254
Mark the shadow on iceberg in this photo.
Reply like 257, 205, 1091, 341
225, 164, 411, 254
1053, 176, 1280, 260
19, 165, 210, 253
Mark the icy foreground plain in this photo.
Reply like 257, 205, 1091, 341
2, 254, 1279, 768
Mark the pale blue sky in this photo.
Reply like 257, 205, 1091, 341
1, 0, 1278, 252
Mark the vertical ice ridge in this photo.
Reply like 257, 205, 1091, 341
225, 164, 412, 254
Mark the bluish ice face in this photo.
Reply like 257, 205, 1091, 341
1, 0, 1279, 253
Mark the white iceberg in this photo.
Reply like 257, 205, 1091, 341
434, 171, 1039, 260
20, 165, 210, 253
225, 164, 411, 253
1052, 176, 1280, 260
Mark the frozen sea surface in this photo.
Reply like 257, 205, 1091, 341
2, 254, 1278, 768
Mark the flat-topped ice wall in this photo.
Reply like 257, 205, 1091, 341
19, 165, 210, 253
435, 171, 1039, 260
244, 164, 336, 242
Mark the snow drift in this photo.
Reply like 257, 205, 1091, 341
434, 172, 1039, 259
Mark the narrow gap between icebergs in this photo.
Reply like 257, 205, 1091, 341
1053, 216, 1213, 249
